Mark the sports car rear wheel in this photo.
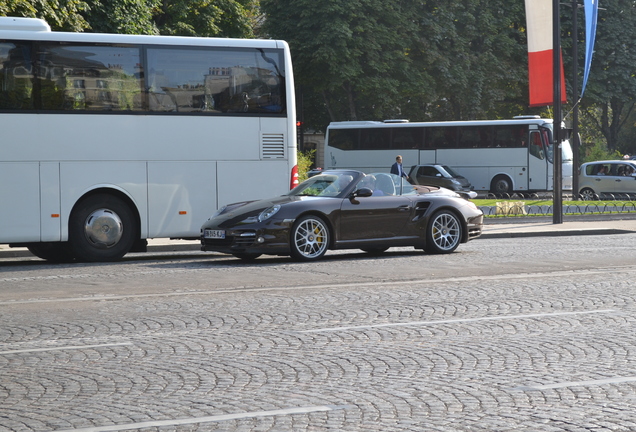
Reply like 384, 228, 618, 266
425, 210, 462, 254
290, 215, 330, 261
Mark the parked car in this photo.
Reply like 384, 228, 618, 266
306, 167, 323, 178
578, 160, 636, 200
201, 170, 483, 261
408, 164, 473, 192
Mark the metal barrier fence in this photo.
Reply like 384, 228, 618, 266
480, 192, 636, 217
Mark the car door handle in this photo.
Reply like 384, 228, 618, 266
397, 205, 410, 212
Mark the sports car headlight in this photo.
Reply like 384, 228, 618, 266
258, 204, 281, 222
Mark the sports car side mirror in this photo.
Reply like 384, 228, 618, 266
353, 187, 373, 197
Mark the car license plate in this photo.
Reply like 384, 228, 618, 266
204, 229, 225, 239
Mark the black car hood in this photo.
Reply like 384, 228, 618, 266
207, 195, 321, 228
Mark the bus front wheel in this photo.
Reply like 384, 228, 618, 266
490, 176, 512, 195
68, 194, 137, 262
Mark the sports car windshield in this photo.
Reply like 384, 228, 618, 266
288, 173, 356, 197
289, 171, 422, 197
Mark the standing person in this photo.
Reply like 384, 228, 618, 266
390, 155, 409, 179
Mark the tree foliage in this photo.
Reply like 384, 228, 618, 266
0, 0, 90, 31
571, 0, 636, 153
404, 1, 532, 122
261, 0, 425, 127
262, 0, 539, 131
1, 0, 258, 37
153, 0, 256, 38
82, 0, 159, 35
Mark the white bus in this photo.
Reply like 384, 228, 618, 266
323, 117, 573, 195
0, 17, 298, 262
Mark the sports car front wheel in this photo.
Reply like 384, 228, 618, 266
290, 215, 330, 261
425, 210, 462, 254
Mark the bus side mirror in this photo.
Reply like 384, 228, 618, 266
561, 128, 572, 140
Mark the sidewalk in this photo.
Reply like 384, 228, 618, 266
2, 215, 636, 259
480, 215, 636, 239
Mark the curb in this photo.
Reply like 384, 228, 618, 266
479, 228, 635, 240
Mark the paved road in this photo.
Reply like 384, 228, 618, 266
2, 234, 636, 431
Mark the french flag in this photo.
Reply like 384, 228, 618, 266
525, 0, 567, 107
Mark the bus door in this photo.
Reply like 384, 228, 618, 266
527, 130, 549, 190
418, 150, 437, 165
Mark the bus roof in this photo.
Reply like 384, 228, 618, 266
327, 118, 555, 129
0, 16, 286, 49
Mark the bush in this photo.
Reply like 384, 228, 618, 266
297, 149, 316, 183
582, 139, 622, 163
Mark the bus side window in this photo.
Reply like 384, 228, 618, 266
0, 42, 35, 110
37, 43, 143, 111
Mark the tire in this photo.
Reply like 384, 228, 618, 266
232, 253, 262, 261
361, 247, 389, 255
27, 243, 75, 262
490, 175, 512, 195
290, 215, 330, 261
424, 210, 462, 254
68, 194, 137, 262
580, 188, 597, 201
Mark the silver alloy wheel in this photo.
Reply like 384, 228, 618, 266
293, 216, 329, 259
430, 212, 461, 252
580, 188, 596, 201
83, 208, 123, 249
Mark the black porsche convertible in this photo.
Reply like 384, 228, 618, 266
201, 170, 483, 261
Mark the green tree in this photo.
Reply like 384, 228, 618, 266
1, 0, 89, 31
153, 0, 256, 38
262, 0, 536, 131
82, 0, 159, 34
408, 0, 531, 121
566, 0, 636, 153
261, 0, 425, 129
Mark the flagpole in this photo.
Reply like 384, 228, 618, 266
553, 0, 563, 224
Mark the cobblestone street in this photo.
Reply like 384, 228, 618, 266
2, 235, 636, 431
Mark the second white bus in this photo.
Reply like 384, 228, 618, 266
322, 117, 573, 194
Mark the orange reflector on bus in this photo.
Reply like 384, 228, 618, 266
51, 214, 60, 218
179, 211, 187, 215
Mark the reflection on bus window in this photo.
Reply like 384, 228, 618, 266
1, 41, 285, 115
146, 47, 284, 114
36, 43, 143, 111
0, 42, 35, 109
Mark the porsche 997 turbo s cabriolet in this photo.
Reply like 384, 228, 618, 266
201, 170, 483, 261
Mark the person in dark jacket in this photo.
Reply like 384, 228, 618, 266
390, 155, 409, 179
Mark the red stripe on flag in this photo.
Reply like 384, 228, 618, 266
528, 50, 567, 107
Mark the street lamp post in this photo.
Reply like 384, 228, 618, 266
571, 0, 580, 201
553, 0, 563, 224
